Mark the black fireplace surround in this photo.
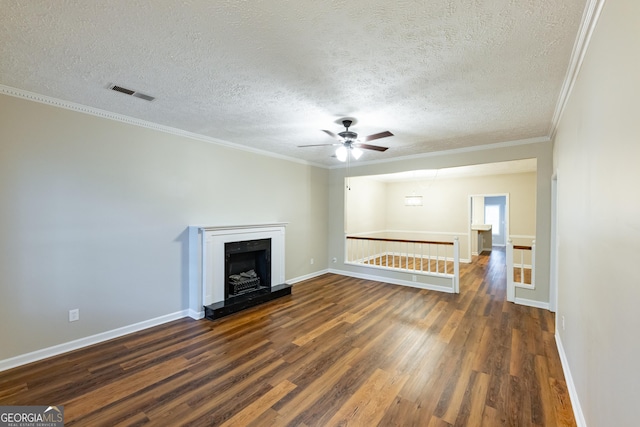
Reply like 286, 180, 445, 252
204, 238, 291, 320
224, 238, 271, 299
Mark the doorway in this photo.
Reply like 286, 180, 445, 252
484, 196, 507, 246
470, 193, 510, 255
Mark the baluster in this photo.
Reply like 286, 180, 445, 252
405, 242, 408, 270
413, 242, 416, 271
520, 249, 524, 284
367, 239, 370, 264
385, 241, 388, 267
453, 237, 460, 293
374, 240, 378, 265
531, 240, 536, 286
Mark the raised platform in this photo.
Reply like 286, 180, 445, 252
203, 283, 292, 320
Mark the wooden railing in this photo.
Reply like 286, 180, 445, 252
506, 239, 536, 302
345, 235, 460, 293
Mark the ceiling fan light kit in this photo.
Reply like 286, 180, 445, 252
298, 119, 393, 162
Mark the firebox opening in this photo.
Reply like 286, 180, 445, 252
224, 238, 271, 300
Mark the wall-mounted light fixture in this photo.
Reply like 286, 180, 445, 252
404, 195, 423, 206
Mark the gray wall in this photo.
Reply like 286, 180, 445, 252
0, 94, 328, 360
553, 0, 640, 424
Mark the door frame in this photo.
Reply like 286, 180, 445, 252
549, 173, 558, 312
468, 193, 510, 253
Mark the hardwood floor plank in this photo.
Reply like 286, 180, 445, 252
481, 405, 500, 427
219, 380, 297, 427
549, 377, 577, 427
509, 328, 526, 377
437, 351, 475, 424
63, 357, 190, 420
438, 309, 465, 343
272, 348, 359, 424
534, 354, 558, 427
0, 250, 576, 426
323, 368, 409, 427
460, 371, 490, 427
376, 396, 425, 427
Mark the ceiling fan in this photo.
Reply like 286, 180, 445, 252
298, 119, 393, 161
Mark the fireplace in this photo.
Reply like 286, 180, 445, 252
189, 223, 291, 320
225, 238, 271, 299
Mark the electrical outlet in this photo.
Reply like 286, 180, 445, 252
412, 275, 417, 282
310, 258, 314, 265
332, 257, 337, 263
69, 309, 79, 322
562, 315, 565, 331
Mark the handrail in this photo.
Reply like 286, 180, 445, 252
346, 236, 454, 246
506, 239, 536, 302
345, 234, 460, 293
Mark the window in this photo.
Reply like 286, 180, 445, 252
485, 204, 501, 237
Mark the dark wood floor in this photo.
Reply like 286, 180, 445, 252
0, 250, 575, 426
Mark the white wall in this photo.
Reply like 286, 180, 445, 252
344, 176, 387, 234
0, 93, 328, 361
553, 0, 640, 425
329, 140, 553, 304
345, 171, 537, 261
385, 172, 536, 235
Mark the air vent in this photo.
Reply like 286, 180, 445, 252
111, 85, 135, 95
132, 92, 155, 101
108, 84, 155, 101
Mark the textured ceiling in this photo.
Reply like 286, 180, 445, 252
0, 0, 586, 166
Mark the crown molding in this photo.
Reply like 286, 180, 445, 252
0, 84, 326, 169
549, 0, 607, 139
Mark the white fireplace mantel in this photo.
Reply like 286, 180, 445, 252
188, 223, 287, 319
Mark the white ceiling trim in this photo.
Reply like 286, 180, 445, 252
549, 0, 607, 138
0, 84, 325, 168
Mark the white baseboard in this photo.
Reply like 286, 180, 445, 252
287, 269, 330, 285
555, 331, 587, 427
189, 309, 204, 320
514, 297, 549, 310
0, 310, 190, 373
328, 268, 454, 294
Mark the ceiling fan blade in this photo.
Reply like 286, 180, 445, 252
362, 131, 393, 142
354, 143, 389, 152
322, 129, 340, 140
297, 143, 341, 148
